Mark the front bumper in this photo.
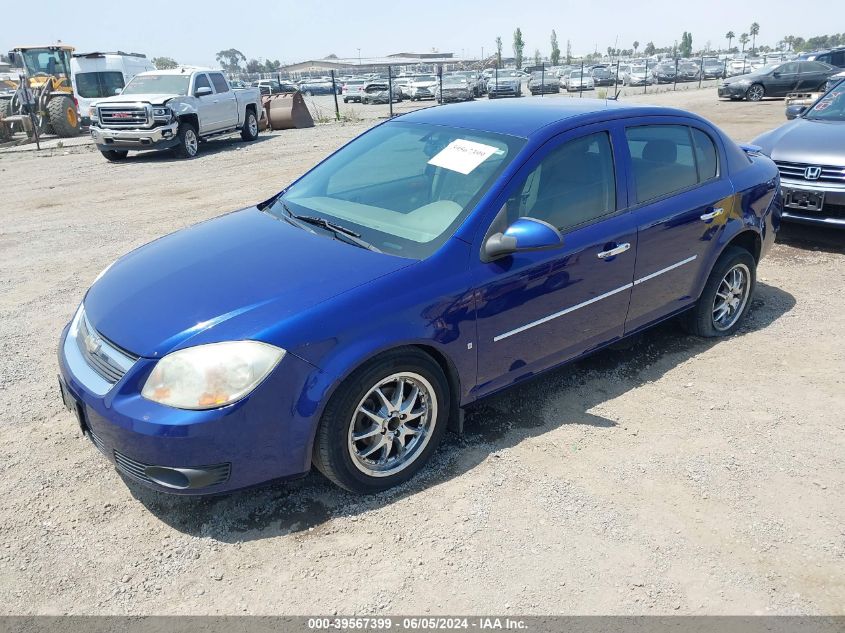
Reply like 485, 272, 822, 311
780, 178, 845, 227
58, 320, 320, 494
718, 84, 748, 98
90, 122, 179, 151
489, 85, 520, 97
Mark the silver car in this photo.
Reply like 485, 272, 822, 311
752, 86, 845, 227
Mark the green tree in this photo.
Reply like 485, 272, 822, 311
725, 31, 735, 52
513, 28, 525, 69
644, 41, 656, 56
263, 59, 281, 73
566, 39, 572, 64
215, 48, 246, 72
680, 31, 693, 57
495, 36, 503, 67
739, 33, 749, 53
783, 35, 794, 51
151, 56, 178, 69
550, 30, 561, 66
246, 58, 262, 74
534, 49, 542, 66
633, 41, 640, 55
750, 22, 760, 54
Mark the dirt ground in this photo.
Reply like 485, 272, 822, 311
0, 87, 843, 616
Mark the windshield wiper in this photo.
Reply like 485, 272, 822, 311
280, 203, 382, 253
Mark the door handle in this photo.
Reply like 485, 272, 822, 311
597, 242, 631, 259
700, 207, 724, 221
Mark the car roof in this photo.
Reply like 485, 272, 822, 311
396, 98, 707, 138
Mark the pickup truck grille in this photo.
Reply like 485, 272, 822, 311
98, 106, 150, 127
775, 160, 845, 184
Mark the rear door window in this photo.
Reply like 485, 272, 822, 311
626, 125, 700, 203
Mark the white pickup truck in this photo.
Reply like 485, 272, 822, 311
88, 67, 261, 161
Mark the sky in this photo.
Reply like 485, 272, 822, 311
3, 0, 842, 67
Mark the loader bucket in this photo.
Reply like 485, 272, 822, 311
267, 92, 314, 130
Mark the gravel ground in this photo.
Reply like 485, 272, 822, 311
0, 87, 843, 616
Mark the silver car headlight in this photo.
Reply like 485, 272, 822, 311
152, 107, 171, 118
141, 341, 285, 410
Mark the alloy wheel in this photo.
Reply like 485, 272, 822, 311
347, 372, 437, 477
184, 129, 198, 156
712, 263, 751, 331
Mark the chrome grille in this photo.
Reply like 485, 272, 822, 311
76, 313, 137, 385
113, 450, 231, 487
775, 160, 845, 184
98, 106, 149, 127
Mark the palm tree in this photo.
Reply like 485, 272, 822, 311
739, 33, 749, 53
725, 31, 735, 52
750, 22, 760, 54
784, 35, 794, 52
633, 41, 639, 55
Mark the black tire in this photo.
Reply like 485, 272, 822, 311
100, 149, 128, 162
173, 121, 199, 159
343, 97, 349, 103
312, 348, 451, 494
746, 83, 765, 102
683, 246, 756, 337
240, 109, 258, 141
46, 96, 81, 138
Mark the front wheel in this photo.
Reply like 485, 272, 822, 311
240, 109, 259, 141
683, 246, 756, 337
746, 83, 765, 102
173, 122, 199, 158
312, 348, 450, 494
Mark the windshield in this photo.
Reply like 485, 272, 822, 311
805, 88, 845, 121
122, 74, 190, 95
21, 49, 70, 77
630, 66, 646, 73
276, 122, 524, 259
75, 71, 125, 98
414, 76, 436, 83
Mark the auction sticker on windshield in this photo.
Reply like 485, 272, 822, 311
428, 139, 501, 175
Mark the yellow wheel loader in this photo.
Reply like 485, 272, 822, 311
2, 45, 81, 137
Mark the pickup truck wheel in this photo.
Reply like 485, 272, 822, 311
312, 348, 450, 494
100, 149, 128, 162
240, 110, 259, 141
683, 246, 756, 338
173, 122, 199, 158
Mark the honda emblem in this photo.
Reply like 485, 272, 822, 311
804, 166, 822, 180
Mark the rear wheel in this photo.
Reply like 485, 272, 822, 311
746, 83, 765, 102
240, 109, 258, 141
312, 348, 450, 494
683, 246, 756, 337
100, 149, 128, 162
47, 96, 80, 138
173, 121, 199, 158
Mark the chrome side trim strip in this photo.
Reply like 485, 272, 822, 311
493, 283, 634, 342
492, 255, 698, 342
633, 255, 697, 286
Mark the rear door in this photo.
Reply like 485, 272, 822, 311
209, 72, 238, 128
473, 124, 637, 396
797, 61, 834, 91
621, 119, 734, 333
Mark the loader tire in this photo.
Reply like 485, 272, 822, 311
47, 96, 81, 138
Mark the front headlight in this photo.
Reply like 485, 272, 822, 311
152, 107, 170, 118
141, 341, 285, 410
89, 105, 97, 119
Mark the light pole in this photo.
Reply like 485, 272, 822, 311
357, 48, 361, 69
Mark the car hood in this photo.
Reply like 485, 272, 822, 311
752, 119, 845, 165
83, 207, 413, 358
92, 93, 179, 106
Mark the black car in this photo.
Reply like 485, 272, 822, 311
718, 60, 838, 102
652, 62, 677, 84
590, 66, 616, 86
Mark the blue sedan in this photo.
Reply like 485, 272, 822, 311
58, 99, 782, 494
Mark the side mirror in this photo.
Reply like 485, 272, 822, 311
772, 71, 781, 78
195, 86, 213, 97
113, 88, 122, 95
482, 217, 563, 261
785, 104, 807, 120
7, 51, 18, 66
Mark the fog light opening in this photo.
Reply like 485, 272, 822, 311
144, 466, 190, 489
